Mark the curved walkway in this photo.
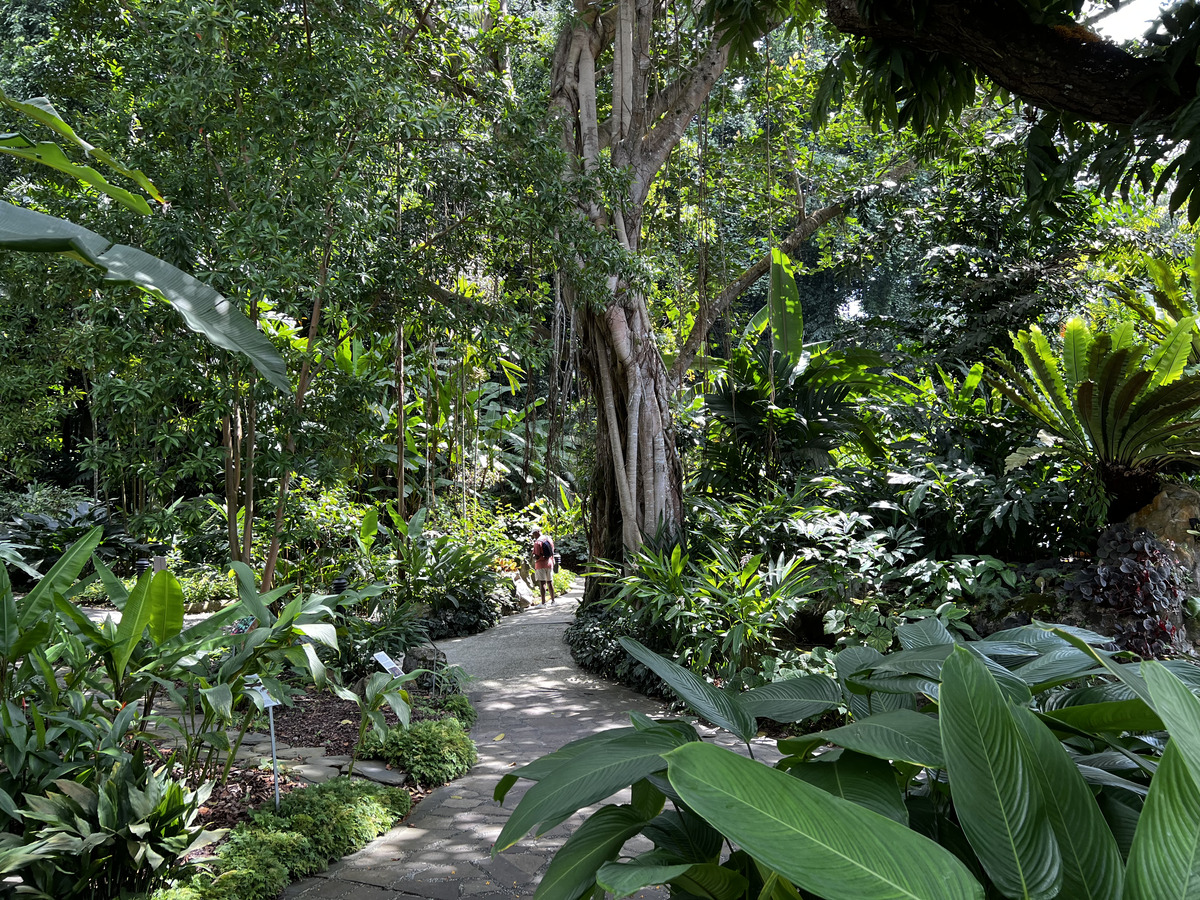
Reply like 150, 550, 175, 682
283, 587, 773, 900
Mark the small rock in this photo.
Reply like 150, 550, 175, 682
353, 761, 410, 785
404, 644, 447, 674
291, 763, 338, 784
283, 747, 327, 760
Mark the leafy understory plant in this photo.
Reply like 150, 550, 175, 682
495, 624, 1200, 900
987, 316, 1200, 520
334, 670, 418, 776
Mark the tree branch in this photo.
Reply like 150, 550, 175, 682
824, 0, 1175, 126
670, 163, 916, 384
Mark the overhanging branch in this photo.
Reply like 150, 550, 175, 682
824, 0, 1174, 126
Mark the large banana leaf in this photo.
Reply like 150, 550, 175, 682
0, 201, 289, 392
768, 249, 803, 365
0, 92, 163, 207
940, 647, 1062, 900
664, 741, 984, 900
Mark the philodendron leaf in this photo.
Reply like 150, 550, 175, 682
1123, 742, 1200, 898
738, 674, 840, 723
533, 805, 649, 900
940, 647, 1062, 900
664, 742, 983, 900
494, 726, 691, 853
618, 638, 756, 743
1009, 705, 1123, 900
599, 861, 748, 900
0, 202, 289, 392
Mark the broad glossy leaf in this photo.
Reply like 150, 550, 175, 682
0, 136, 151, 214
146, 571, 184, 645
895, 617, 955, 649
664, 741, 984, 900
0, 92, 163, 202
493, 727, 637, 802
1124, 742, 1200, 898
1145, 661, 1200, 780
0, 569, 16, 656
619, 638, 756, 742
1013, 646, 1101, 689
113, 574, 152, 679
768, 249, 803, 364
788, 751, 908, 824
814, 709, 945, 768
643, 807, 722, 862
495, 727, 690, 852
739, 674, 840, 723
599, 860, 747, 900
0, 202, 289, 392
19, 526, 103, 628
91, 555, 128, 610
1010, 705, 1123, 900
230, 562, 275, 626
1041, 698, 1162, 734
534, 805, 650, 900
201, 684, 234, 724
940, 647, 1061, 900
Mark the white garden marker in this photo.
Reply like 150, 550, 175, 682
373, 651, 404, 676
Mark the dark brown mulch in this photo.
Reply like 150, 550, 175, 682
268, 687, 446, 758
191, 687, 449, 831
198, 766, 304, 830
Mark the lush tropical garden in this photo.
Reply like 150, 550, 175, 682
7, 0, 1200, 897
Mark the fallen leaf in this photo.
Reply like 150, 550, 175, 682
494, 733, 505, 741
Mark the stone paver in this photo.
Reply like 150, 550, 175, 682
282, 587, 774, 900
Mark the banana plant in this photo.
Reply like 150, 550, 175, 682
986, 316, 1200, 520
0, 90, 289, 391
495, 625, 1200, 900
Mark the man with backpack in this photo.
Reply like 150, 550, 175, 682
530, 528, 556, 605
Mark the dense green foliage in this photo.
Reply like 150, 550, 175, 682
500, 629, 1200, 900
151, 778, 411, 900
361, 718, 478, 787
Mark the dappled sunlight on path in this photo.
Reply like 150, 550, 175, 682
283, 586, 774, 900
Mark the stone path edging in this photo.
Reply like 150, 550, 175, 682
282, 588, 777, 900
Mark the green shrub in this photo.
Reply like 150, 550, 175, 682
552, 567, 576, 595
564, 602, 671, 699
439, 693, 478, 729
361, 719, 478, 786
151, 778, 411, 900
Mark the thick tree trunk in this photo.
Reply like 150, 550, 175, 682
551, 0, 733, 576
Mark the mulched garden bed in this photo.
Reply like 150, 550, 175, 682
193, 686, 451, 831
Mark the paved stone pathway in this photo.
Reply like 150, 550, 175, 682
282, 588, 776, 900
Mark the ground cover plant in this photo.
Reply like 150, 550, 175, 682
151, 777, 412, 900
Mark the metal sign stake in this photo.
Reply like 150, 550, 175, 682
268, 703, 280, 812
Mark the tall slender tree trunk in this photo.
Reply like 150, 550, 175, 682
549, 0, 733, 583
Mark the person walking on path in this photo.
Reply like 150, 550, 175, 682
530, 528, 556, 605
